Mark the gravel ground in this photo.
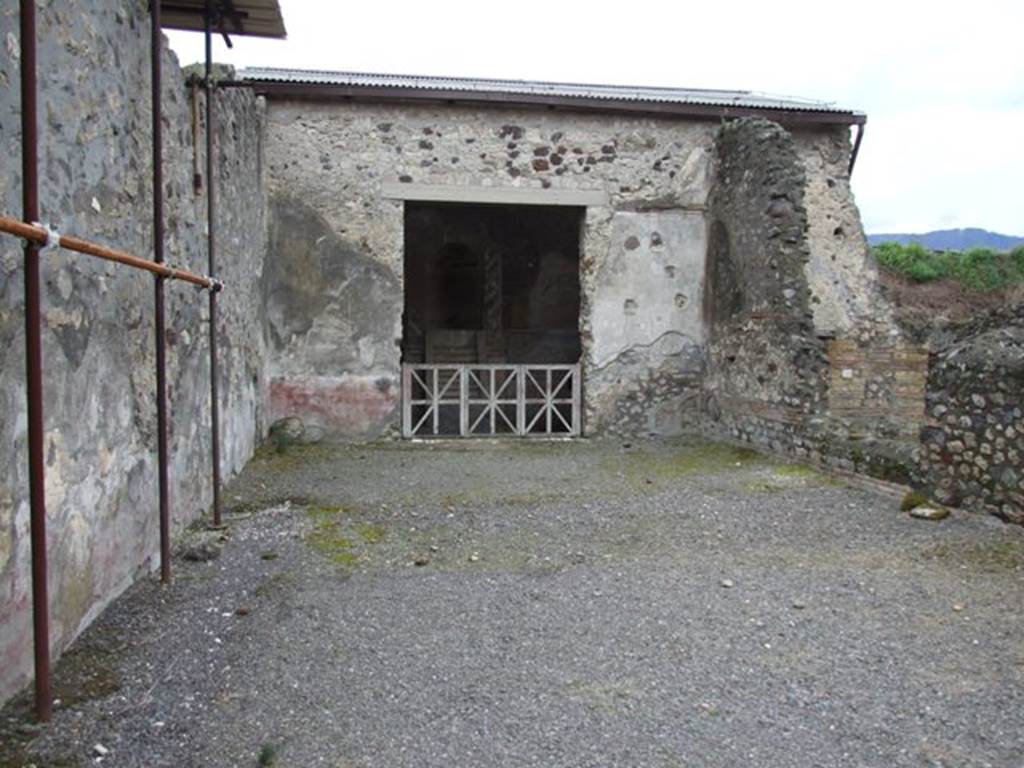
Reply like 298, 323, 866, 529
2, 437, 1023, 768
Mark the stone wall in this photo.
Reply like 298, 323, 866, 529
917, 303, 1024, 522
701, 119, 831, 457
262, 100, 717, 437
699, 118, 931, 484
0, 2, 268, 704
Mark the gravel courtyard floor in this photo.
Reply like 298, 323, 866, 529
2, 437, 1023, 768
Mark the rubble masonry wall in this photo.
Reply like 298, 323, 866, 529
0, 1, 269, 704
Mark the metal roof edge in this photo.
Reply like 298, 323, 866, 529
233, 72, 865, 126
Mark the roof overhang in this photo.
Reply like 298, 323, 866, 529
236, 70, 865, 127
246, 82, 866, 126
160, 0, 286, 39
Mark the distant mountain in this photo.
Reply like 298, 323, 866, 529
867, 228, 1024, 252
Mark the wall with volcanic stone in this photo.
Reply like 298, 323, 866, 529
701, 119, 831, 457
262, 100, 717, 436
700, 118, 931, 483
0, 2, 269, 705
917, 303, 1024, 522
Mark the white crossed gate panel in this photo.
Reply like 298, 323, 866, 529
402, 364, 580, 438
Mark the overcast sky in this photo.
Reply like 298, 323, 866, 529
167, 0, 1023, 236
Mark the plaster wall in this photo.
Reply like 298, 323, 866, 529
586, 209, 707, 434
262, 100, 718, 436
796, 126, 894, 337
0, 2, 269, 704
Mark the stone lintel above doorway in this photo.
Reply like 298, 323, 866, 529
381, 182, 607, 208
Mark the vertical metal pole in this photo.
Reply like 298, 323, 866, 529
152, 0, 171, 583
516, 367, 525, 436
489, 369, 495, 435
571, 364, 581, 436
546, 369, 552, 434
402, 365, 411, 438
204, 2, 222, 526
432, 369, 438, 435
459, 367, 468, 436
20, 0, 52, 724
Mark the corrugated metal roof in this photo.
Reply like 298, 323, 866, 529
239, 67, 860, 118
160, 1, 286, 39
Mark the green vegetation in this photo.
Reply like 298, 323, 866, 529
257, 743, 279, 767
612, 442, 766, 487
918, 539, 1024, 574
900, 491, 930, 511
872, 242, 1024, 291
305, 505, 390, 568
355, 522, 386, 544
305, 505, 355, 565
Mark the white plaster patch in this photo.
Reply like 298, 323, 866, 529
56, 267, 73, 302
358, 336, 376, 368
44, 307, 83, 329
6, 32, 20, 61
675, 147, 711, 204
0, 486, 13, 573
590, 210, 707, 368
44, 430, 69, 515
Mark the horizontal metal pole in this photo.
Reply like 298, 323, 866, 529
404, 363, 580, 371
0, 216, 222, 291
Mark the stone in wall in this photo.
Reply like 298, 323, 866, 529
0, 2, 268, 705
918, 303, 1024, 522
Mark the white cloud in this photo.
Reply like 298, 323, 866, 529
167, 0, 1024, 235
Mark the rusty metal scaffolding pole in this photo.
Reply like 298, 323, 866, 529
204, 1, 223, 526
20, 0, 52, 724
0, 219, 221, 288
152, 0, 171, 583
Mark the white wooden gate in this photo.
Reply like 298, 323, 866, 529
402, 364, 581, 438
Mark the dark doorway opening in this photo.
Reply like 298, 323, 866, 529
402, 202, 583, 365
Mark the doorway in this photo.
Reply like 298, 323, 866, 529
401, 202, 583, 437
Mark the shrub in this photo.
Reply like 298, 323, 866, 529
1011, 245, 1024, 274
953, 248, 1011, 291
872, 241, 1024, 291
873, 242, 950, 283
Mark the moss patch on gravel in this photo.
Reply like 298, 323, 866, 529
743, 464, 842, 494
305, 505, 393, 568
918, 539, 1024, 574
612, 442, 767, 485
250, 443, 337, 476
563, 679, 637, 711
356, 523, 386, 544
